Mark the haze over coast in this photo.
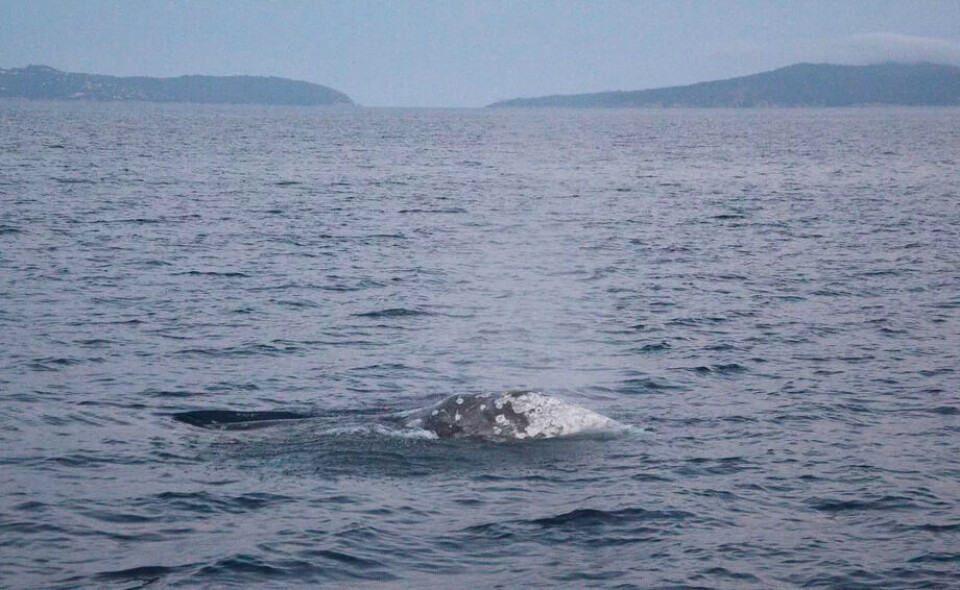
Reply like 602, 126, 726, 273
488, 62, 960, 108
3, 62, 959, 109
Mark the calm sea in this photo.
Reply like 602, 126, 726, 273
1, 102, 958, 589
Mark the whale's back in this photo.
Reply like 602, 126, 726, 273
402, 391, 624, 441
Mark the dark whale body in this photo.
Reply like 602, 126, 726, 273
172, 391, 624, 441
400, 391, 537, 439
172, 409, 311, 431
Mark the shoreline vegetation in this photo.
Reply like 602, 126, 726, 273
0, 65, 353, 106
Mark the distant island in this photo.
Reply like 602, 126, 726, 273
0, 65, 353, 106
488, 62, 960, 108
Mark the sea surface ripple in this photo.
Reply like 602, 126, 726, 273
1, 102, 958, 588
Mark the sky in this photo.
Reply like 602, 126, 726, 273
1, 0, 959, 107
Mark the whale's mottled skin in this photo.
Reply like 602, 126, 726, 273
172, 391, 626, 441
399, 391, 623, 440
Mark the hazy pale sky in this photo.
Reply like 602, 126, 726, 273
2, 0, 959, 107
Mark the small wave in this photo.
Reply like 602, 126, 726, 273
918, 367, 954, 377
529, 507, 695, 528
635, 341, 671, 353
907, 553, 960, 564
805, 495, 918, 513
26, 356, 84, 371
361, 233, 406, 240
13, 500, 47, 512
461, 504, 716, 549
82, 509, 156, 524
275, 299, 319, 308
174, 270, 251, 278
699, 567, 762, 583
318, 278, 386, 292
348, 362, 416, 373
674, 456, 757, 477
149, 491, 294, 514
308, 549, 387, 570
398, 207, 467, 214
95, 564, 196, 583
91, 217, 166, 225
619, 376, 680, 393
667, 316, 728, 326
353, 308, 432, 319
52, 176, 96, 184
913, 523, 960, 533
172, 342, 301, 358
689, 363, 749, 375
189, 552, 397, 583
76, 338, 114, 347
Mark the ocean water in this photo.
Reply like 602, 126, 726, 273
1, 102, 958, 589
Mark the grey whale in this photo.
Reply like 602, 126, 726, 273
172, 391, 626, 441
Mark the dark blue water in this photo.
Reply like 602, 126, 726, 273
1, 102, 958, 588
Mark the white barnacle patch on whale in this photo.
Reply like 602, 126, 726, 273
508, 391, 620, 439
398, 391, 628, 441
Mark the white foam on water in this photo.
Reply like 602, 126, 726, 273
315, 423, 440, 440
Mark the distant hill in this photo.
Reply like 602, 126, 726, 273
0, 65, 353, 106
488, 62, 960, 108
